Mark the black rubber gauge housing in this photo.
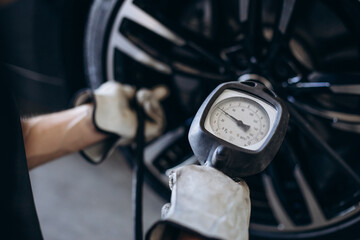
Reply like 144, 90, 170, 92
189, 81, 289, 177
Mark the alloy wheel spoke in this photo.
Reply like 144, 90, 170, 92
282, 140, 327, 225
108, 0, 232, 78
285, 81, 360, 95
288, 97, 360, 134
239, 0, 262, 60
109, 32, 172, 77
262, 173, 296, 230
239, 0, 250, 23
284, 72, 360, 95
117, 0, 185, 46
288, 97, 360, 124
286, 71, 360, 128
293, 166, 327, 225
283, 51, 311, 76
278, 0, 297, 35
264, 0, 300, 66
119, 0, 229, 70
287, 105, 360, 186
107, 0, 185, 77
172, 62, 231, 82
183, 41, 232, 72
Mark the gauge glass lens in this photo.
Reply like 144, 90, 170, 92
209, 97, 270, 147
204, 90, 277, 150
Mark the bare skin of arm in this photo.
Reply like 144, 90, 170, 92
21, 104, 108, 169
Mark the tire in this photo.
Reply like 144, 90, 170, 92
84, 0, 360, 238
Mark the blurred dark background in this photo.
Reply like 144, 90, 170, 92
0, 0, 91, 114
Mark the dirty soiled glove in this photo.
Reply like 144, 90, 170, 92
146, 165, 251, 240
74, 81, 168, 163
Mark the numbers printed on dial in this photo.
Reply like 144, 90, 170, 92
209, 97, 270, 147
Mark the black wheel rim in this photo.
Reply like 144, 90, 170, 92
88, 0, 360, 238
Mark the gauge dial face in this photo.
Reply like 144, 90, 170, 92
208, 97, 271, 148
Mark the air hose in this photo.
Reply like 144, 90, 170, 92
132, 97, 145, 240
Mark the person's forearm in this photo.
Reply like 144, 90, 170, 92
21, 104, 109, 169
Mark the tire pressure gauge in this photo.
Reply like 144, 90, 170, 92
189, 81, 289, 177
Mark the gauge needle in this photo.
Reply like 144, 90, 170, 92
218, 108, 251, 131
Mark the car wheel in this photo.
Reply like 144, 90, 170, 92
84, 0, 360, 238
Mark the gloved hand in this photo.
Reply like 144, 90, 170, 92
146, 165, 251, 240
74, 80, 168, 163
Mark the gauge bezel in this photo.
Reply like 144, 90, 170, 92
188, 81, 289, 177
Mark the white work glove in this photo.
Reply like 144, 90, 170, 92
146, 165, 251, 240
74, 81, 168, 163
